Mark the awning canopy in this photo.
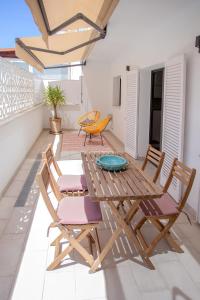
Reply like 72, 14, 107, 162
25, 0, 119, 45
15, 32, 90, 71
16, 0, 119, 71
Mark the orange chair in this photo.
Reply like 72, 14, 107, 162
78, 111, 100, 136
82, 115, 112, 146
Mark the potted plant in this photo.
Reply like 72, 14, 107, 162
44, 85, 65, 134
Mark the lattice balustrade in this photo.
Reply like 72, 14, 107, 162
0, 57, 44, 120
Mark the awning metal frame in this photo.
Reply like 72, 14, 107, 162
16, 38, 45, 69
44, 61, 86, 69
16, 0, 111, 70
37, 0, 106, 36
18, 33, 105, 56
16, 38, 86, 70
25, 0, 107, 56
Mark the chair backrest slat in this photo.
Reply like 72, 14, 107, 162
149, 145, 162, 156
146, 155, 160, 167
148, 150, 161, 161
43, 144, 62, 177
142, 145, 165, 183
163, 158, 196, 211
37, 162, 60, 222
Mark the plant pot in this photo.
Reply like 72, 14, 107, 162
49, 117, 62, 135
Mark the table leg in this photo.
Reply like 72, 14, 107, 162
108, 201, 155, 270
90, 200, 155, 272
90, 227, 122, 272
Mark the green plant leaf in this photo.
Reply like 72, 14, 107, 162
44, 85, 65, 118
44, 85, 65, 106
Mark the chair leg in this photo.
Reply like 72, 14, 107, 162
94, 228, 101, 253
100, 133, 104, 146
87, 234, 93, 255
84, 133, 87, 146
145, 217, 177, 256
47, 228, 93, 270
54, 239, 62, 259
78, 126, 82, 136
134, 216, 147, 232
51, 232, 63, 246
151, 218, 183, 253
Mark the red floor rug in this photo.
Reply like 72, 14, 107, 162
61, 131, 114, 152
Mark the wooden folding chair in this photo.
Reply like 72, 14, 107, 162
141, 145, 165, 183
117, 145, 165, 211
135, 158, 196, 257
37, 162, 102, 270
42, 144, 88, 196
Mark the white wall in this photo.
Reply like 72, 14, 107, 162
43, 60, 111, 130
184, 50, 200, 220
108, 63, 128, 142
0, 105, 43, 196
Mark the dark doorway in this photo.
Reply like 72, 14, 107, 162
149, 68, 164, 150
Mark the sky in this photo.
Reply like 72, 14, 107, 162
0, 0, 40, 48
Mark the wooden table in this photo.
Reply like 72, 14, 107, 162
81, 152, 163, 271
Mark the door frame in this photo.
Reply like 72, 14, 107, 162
149, 67, 164, 150
137, 63, 165, 158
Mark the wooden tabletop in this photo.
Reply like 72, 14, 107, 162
81, 152, 163, 202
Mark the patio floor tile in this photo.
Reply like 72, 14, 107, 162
4, 180, 25, 198
43, 269, 76, 300
0, 276, 14, 300
75, 266, 107, 300
177, 241, 200, 283
158, 261, 200, 300
15, 168, 33, 181
0, 233, 26, 276
46, 242, 76, 272
0, 219, 7, 236
0, 197, 16, 219
174, 223, 200, 240
11, 250, 47, 300
141, 290, 171, 300
103, 265, 142, 300
4, 207, 34, 234
129, 262, 167, 293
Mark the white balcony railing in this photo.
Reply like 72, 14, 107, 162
0, 57, 44, 121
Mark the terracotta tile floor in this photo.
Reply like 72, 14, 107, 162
0, 130, 200, 300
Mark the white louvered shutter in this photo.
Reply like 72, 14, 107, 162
160, 55, 186, 200
125, 69, 139, 158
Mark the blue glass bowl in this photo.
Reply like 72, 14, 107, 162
96, 155, 128, 171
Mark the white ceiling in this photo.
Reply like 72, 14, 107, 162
90, 0, 200, 66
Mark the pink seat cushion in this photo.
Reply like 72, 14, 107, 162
80, 118, 95, 126
57, 196, 102, 225
57, 174, 88, 192
140, 193, 179, 217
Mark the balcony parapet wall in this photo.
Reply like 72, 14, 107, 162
0, 57, 44, 121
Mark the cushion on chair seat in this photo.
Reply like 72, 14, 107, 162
57, 174, 88, 192
140, 193, 179, 217
80, 118, 95, 126
57, 196, 102, 225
